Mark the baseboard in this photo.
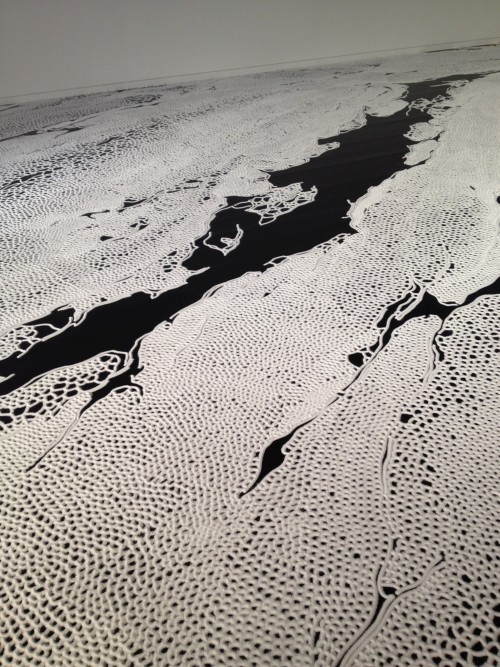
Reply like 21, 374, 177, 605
2, 36, 499, 105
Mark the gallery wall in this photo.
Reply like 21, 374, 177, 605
1, 0, 499, 101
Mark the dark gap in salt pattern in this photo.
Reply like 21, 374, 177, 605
1, 125, 84, 143
2, 166, 64, 191
118, 197, 148, 212
349, 276, 500, 368
384, 276, 500, 354
82, 209, 110, 219
48, 126, 84, 135
0, 130, 40, 143
426, 44, 494, 54
333, 555, 445, 667
240, 421, 312, 497
96, 136, 122, 147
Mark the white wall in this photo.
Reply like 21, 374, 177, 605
1, 0, 499, 100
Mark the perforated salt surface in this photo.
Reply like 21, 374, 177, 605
0, 46, 499, 666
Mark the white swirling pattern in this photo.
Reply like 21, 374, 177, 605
0, 45, 499, 666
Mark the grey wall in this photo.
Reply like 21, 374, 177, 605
1, 0, 499, 100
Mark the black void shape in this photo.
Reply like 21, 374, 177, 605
240, 421, 312, 496
0, 73, 491, 408
1, 125, 84, 143
348, 275, 500, 369
333, 555, 445, 667
82, 209, 111, 219
0, 130, 40, 143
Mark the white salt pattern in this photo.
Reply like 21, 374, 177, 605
0, 46, 499, 666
